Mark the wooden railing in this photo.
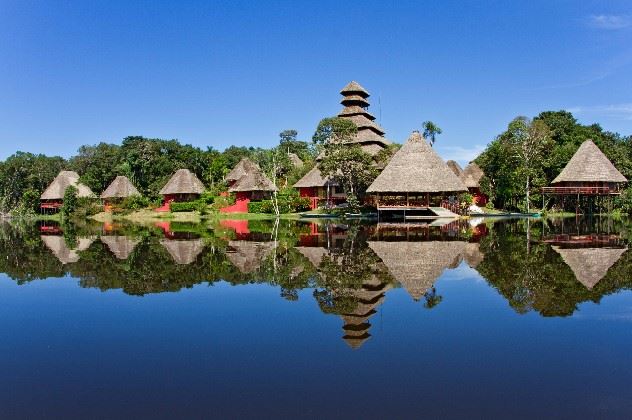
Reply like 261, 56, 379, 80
541, 186, 619, 195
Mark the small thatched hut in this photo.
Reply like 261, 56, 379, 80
288, 153, 303, 167
545, 140, 627, 194
100, 235, 140, 260
552, 246, 627, 290
159, 169, 205, 205
100, 176, 140, 206
294, 81, 391, 209
41, 235, 95, 264
460, 162, 487, 205
366, 131, 467, 216
160, 238, 205, 265
446, 160, 463, 177
40, 171, 95, 211
369, 240, 466, 301
222, 159, 277, 213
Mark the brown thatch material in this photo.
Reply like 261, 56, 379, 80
461, 162, 485, 189
552, 140, 627, 184
339, 105, 376, 119
288, 153, 303, 167
100, 235, 140, 260
340, 81, 369, 97
100, 176, 140, 199
41, 236, 94, 264
344, 114, 386, 135
463, 242, 484, 268
552, 246, 627, 289
367, 131, 468, 193
40, 171, 95, 200
293, 166, 338, 188
159, 169, 205, 195
446, 160, 463, 177
225, 241, 275, 273
160, 239, 205, 265
369, 240, 466, 301
295, 246, 330, 268
227, 158, 278, 193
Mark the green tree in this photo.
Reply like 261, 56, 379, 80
422, 121, 442, 147
61, 185, 78, 219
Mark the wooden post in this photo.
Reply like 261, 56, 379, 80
426, 192, 430, 208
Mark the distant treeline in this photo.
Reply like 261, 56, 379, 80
0, 130, 315, 213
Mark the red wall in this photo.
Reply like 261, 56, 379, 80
220, 191, 250, 213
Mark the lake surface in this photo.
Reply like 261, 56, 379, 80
1, 216, 631, 418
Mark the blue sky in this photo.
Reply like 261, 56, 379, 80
1, 0, 631, 165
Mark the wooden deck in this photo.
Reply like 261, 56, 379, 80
541, 186, 621, 195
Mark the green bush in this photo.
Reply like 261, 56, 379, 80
120, 195, 150, 210
247, 196, 311, 214
61, 186, 78, 218
199, 192, 215, 204
170, 200, 207, 213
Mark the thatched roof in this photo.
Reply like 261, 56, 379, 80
340, 81, 369, 97
41, 236, 94, 264
369, 241, 466, 301
100, 235, 140, 260
159, 169, 205, 195
227, 159, 278, 193
295, 246, 330, 268
461, 162, 485, 189
552, 140, 627, 184
288, 153, 303, 167
100, 176, 140, 199
293, 166, 338, 188
463, 242, 484, 268
160, 239, 205, 265
40, 171, 95, 200
339, 105, 376, 119
225, 241, 275, 273
552, 246, 627, 289
367, 131, 468, 193
446, 160, 463, 177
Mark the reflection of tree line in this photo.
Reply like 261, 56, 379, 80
1, 218, 632, 332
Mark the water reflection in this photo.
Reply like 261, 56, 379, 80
1, 216, 632, 343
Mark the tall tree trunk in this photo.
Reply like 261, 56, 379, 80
526, 175, 530, 213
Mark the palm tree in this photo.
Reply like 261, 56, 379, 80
422, 121, 442, 147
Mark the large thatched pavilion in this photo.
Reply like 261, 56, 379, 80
222, 158, 277, 213
542, 140, 627, 213
446, 160, 463, 177
294, 81, 392, 210
366, 131, 467, 219
40, 170, 95, 212
158, 169, 205, 211
100, 176, 140, 208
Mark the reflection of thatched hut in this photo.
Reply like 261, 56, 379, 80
295, 246, 330, 269
367, 131, 467, 215
552, 246, 627, 289
369, 240, 466, 301
460, 162, 487, 205
100, 176, 140, 204
40, 171, 95, 211
294, 81, 391, 210
159, 169, 205, 204
225, 240, 275, 273
160, 239, 205, 265
462, 242, 484, 269
446, 160, 463, 177
100, 235, 140, 260
41, 236, 95, 264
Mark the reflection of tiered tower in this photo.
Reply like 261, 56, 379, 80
340, 276, 392, 349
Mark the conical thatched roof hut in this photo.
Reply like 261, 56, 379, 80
100, 235, 140, 260
552, 140, 627, 184
447, 160, 463, 177
225, 240, 275, 273
288, 153, 303, 167
100, 176, 140, 199
227, 159, 277, 193
552, 246, 627, 289
369, 240, 466, 301
461, 162, 485, 189
40, 171, 95, 200
367, 131, 467, 194
159, 169, 205, 196
293, 166, 338, 189
160, 239, 205, 265
41, 236, 95, 264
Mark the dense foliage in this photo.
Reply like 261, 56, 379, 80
477, 111, 632, 211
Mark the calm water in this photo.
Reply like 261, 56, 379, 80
1, 217, 631, 418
